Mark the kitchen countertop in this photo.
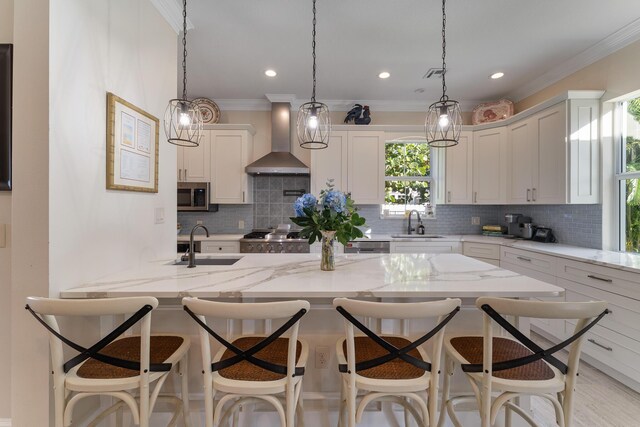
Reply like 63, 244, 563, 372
176, 233, 640, 274
59, 253, 563, 299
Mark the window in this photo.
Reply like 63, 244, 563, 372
617, 97, 640, 252
383, 138, 433, 216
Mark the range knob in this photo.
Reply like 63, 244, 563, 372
296, 244, 304, 252
266, 243, 274, 253
256, 244, 263, 252
246, 244, 253, 252
277, 243, 284, 253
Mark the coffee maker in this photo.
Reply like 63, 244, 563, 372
504, 213, 534, 239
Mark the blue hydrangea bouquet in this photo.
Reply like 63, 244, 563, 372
290, 182, 366, 245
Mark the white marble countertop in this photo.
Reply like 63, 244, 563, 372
60, 253, 563, 299
176, 234, 244, 242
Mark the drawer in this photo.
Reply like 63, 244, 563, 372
566, 320, 640, 385
561, 278, 640, 342
201, 241, 240, 253
470, 257, 500, 267
500, 260, 557, 285
500, 247, 557, 276
557, 258, 640, 301
390, 242, 461, 254
463, 242, 500, 260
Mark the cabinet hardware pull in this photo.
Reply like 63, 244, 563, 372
588, 339, 613, 352
447, 191, 451, 203
473, 192, 477, 203
185, 169, 188, 179
516, 256, 532, 262
179, 169, 182, 181
587, 274, 613, 283
242, 191, 245, 203
526, 189, 531, 202
532, 187, 537, 201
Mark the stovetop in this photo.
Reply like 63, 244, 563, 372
240, 229, 309, 253
241, 230, 305, 242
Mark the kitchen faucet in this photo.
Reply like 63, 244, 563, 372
407, 210, 422, 235
188, 224, 210, 268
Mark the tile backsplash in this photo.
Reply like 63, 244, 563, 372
177, 179, 603, 249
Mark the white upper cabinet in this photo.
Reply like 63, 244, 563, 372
507, 97, 600, 204
311, 131, 348, 195
347, 131, 386, 204
473, 127, 507, 204
444, 131, 473, 204
177, 132, 210, 182
209, 129, 254, 204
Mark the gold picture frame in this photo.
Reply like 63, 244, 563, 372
106, 92, 159, 192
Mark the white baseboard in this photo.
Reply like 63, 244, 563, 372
0, 419, 11, 427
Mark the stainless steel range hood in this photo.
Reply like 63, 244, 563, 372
245, 102, 310, 175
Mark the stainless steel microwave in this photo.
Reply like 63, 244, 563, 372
177, 182, 210, 211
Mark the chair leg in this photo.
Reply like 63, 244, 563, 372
505, 405, 512, 427
346, 383, 357, 427
179, 355, 192, 427
338, 379, 347, 427
404, 397, 411, 427
205, 385, 215, 427
296, 382, 305, 427
286, 382, 296, 426
437, 355, 453, 427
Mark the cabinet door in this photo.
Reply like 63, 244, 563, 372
182, 131, 211, 182
568, 99, 599, 203
535, 103, 567, 204
311, 131, 348, 195
348, 131, 385, 204
473, 127, 507, 204
507, 118, 535, 204
391, 242, 460, 253
445, 131, 473, 204
210, 130, 251, 203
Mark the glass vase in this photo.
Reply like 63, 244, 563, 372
320, 230, 336, 271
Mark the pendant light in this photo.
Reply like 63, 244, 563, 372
297, 0, 330, 149
425, 0, 462, 148
164, 0, 203, 147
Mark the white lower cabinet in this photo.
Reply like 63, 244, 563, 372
462, 242, 500, 266
201, 241, 240, 253
390, 241, 461, 254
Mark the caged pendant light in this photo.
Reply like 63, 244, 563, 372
425, 0, 462, 148
164, 0, 203, 147
297, 0, 331, 149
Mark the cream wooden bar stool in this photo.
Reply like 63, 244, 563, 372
333, 297, 461, 427
25, 296, 191, 427
438, 296, 609, 427
182, 297, 310, 427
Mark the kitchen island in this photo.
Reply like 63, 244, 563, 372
60, 254, 563, 427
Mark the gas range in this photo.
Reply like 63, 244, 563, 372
240, 229, 310, 253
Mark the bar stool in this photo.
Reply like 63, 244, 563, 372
438, 296, 609, 427
333, 297, 461, 427
25, 296, 191, 427
182, 297, 310, 427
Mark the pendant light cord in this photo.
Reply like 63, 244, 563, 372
311, 0, 317, 103
182, 0, 188, 101
440, 0, 448, 102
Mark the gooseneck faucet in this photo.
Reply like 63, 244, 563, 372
188, 224, 210, 268
407, 210, 421, 235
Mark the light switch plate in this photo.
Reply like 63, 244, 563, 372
238, 220, 245, 229
471, 217, 480, 225
154, 208, 165, 224
0, 224, 5, 248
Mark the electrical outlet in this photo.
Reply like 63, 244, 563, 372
196, 220, 203, 225
471, 217, 480, 225
238, 220, 245, 229
316, 346, 329, 369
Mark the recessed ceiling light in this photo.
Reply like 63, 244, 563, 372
378, 71, 390, 79
490, 72, 504, 79
265, 69, 277, 77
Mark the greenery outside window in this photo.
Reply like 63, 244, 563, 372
383, 138, 434, 217
617, 98, 640, 252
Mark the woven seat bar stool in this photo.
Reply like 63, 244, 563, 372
26, 296, 191, 427
438, 296, 609, 427
182, 297, 310, 427
333, 297, 461, 427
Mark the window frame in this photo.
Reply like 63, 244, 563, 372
381, 136, 438, 218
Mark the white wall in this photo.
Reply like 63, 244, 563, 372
10, 0, 177, 425
0, 0, 12, 420
48, 0, 178, 297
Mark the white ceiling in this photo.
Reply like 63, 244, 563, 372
178, 0, 640, 109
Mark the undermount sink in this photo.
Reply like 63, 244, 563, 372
173, 257, 242, 266
391, 234, 445, 239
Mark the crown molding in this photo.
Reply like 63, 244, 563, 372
509, 17, 640, 103
150, 0, 194, 34
215, 98, 480, 112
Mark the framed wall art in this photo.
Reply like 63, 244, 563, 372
106, 92, 159, 192
0, 44, 12, 191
